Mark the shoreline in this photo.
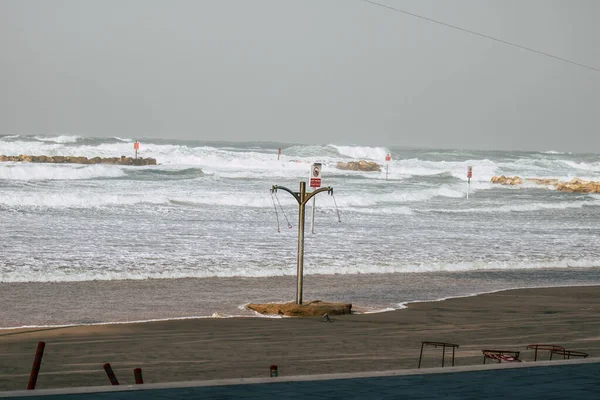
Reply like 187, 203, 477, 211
2, 285, 599, 391
2, 281, 600, 331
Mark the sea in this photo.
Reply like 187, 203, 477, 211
1, 135, 599, 329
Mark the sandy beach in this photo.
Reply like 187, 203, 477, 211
1, 285, 599, 391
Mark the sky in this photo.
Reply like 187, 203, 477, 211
1, 0, 598, 152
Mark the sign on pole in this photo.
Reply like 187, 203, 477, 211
134, 141, 140, 159
310, 163, 322, 188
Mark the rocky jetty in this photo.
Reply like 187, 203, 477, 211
491, 175, 600, 194
336, 160, 381, 172
247, 300, 352, 317
0, 154, 157, 166
490, 175, 523, 185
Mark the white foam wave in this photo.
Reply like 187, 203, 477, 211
34, 135, 81, 143
350, 206, 413, 215
334, 186, 465, 208
424, 200, 600, 214
561, 160, 600, 173
543, 150, 564, 154
391, 158, 499, 182
3, 259, 599, 283
329, 145, 389, 161
0, 164, 125, 180
0, 192, 166, 208
0, 135, 21, 140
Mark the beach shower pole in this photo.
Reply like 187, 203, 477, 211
311, 192, 316, 234
271, 182, 334, 305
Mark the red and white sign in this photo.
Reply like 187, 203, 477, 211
134, 141, 140, 150
467, 166, 472, 178
310, 163, 322, 188
385, 154, 391, 162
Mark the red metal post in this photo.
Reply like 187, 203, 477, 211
103, 363, 120, 385
27, 341, 46, 390
134, 368, 144, 384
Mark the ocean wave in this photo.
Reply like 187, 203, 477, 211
126, 167, 205, 180
0, 192, 167, 208
421, 200, 600, 214
34, 135, 81, 143
3, 259, 599, 283
328, 144, 389, 161
0, 164, 126, 180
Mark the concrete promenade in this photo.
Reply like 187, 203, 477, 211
2, 358, 598, 399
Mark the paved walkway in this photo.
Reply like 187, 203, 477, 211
2, 359, 599, 399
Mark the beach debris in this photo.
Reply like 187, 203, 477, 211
482, 349, 522, 364
270, 364, 278, 377
336, 160, 381, 172
323, 313, 332, 323
27, 341, 46, 390
247, 300, 352, 317
103, 363, 120, 385
134, 367, 144, 384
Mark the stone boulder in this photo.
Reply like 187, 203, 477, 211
336, 160, 381, 172
490, 175, 523, 185
247, 300, 352, 317
555, 178, 600, 193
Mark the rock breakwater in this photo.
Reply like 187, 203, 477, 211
0, 154, 157, 166
491, 175, 600, 194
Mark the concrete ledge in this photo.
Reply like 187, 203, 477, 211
2, 357, 598, 398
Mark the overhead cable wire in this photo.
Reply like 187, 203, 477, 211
361, 0, 599, 73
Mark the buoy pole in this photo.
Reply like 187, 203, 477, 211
385, 154, 391, 180
467, 166, 472, 199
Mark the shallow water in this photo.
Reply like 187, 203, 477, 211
2, 269, 599, 329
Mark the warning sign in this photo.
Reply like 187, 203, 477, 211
310, 163, 322, 188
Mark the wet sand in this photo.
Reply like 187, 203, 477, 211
1, 286, 599, 391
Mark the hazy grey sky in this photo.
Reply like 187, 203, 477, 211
1, 0, 598, 152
